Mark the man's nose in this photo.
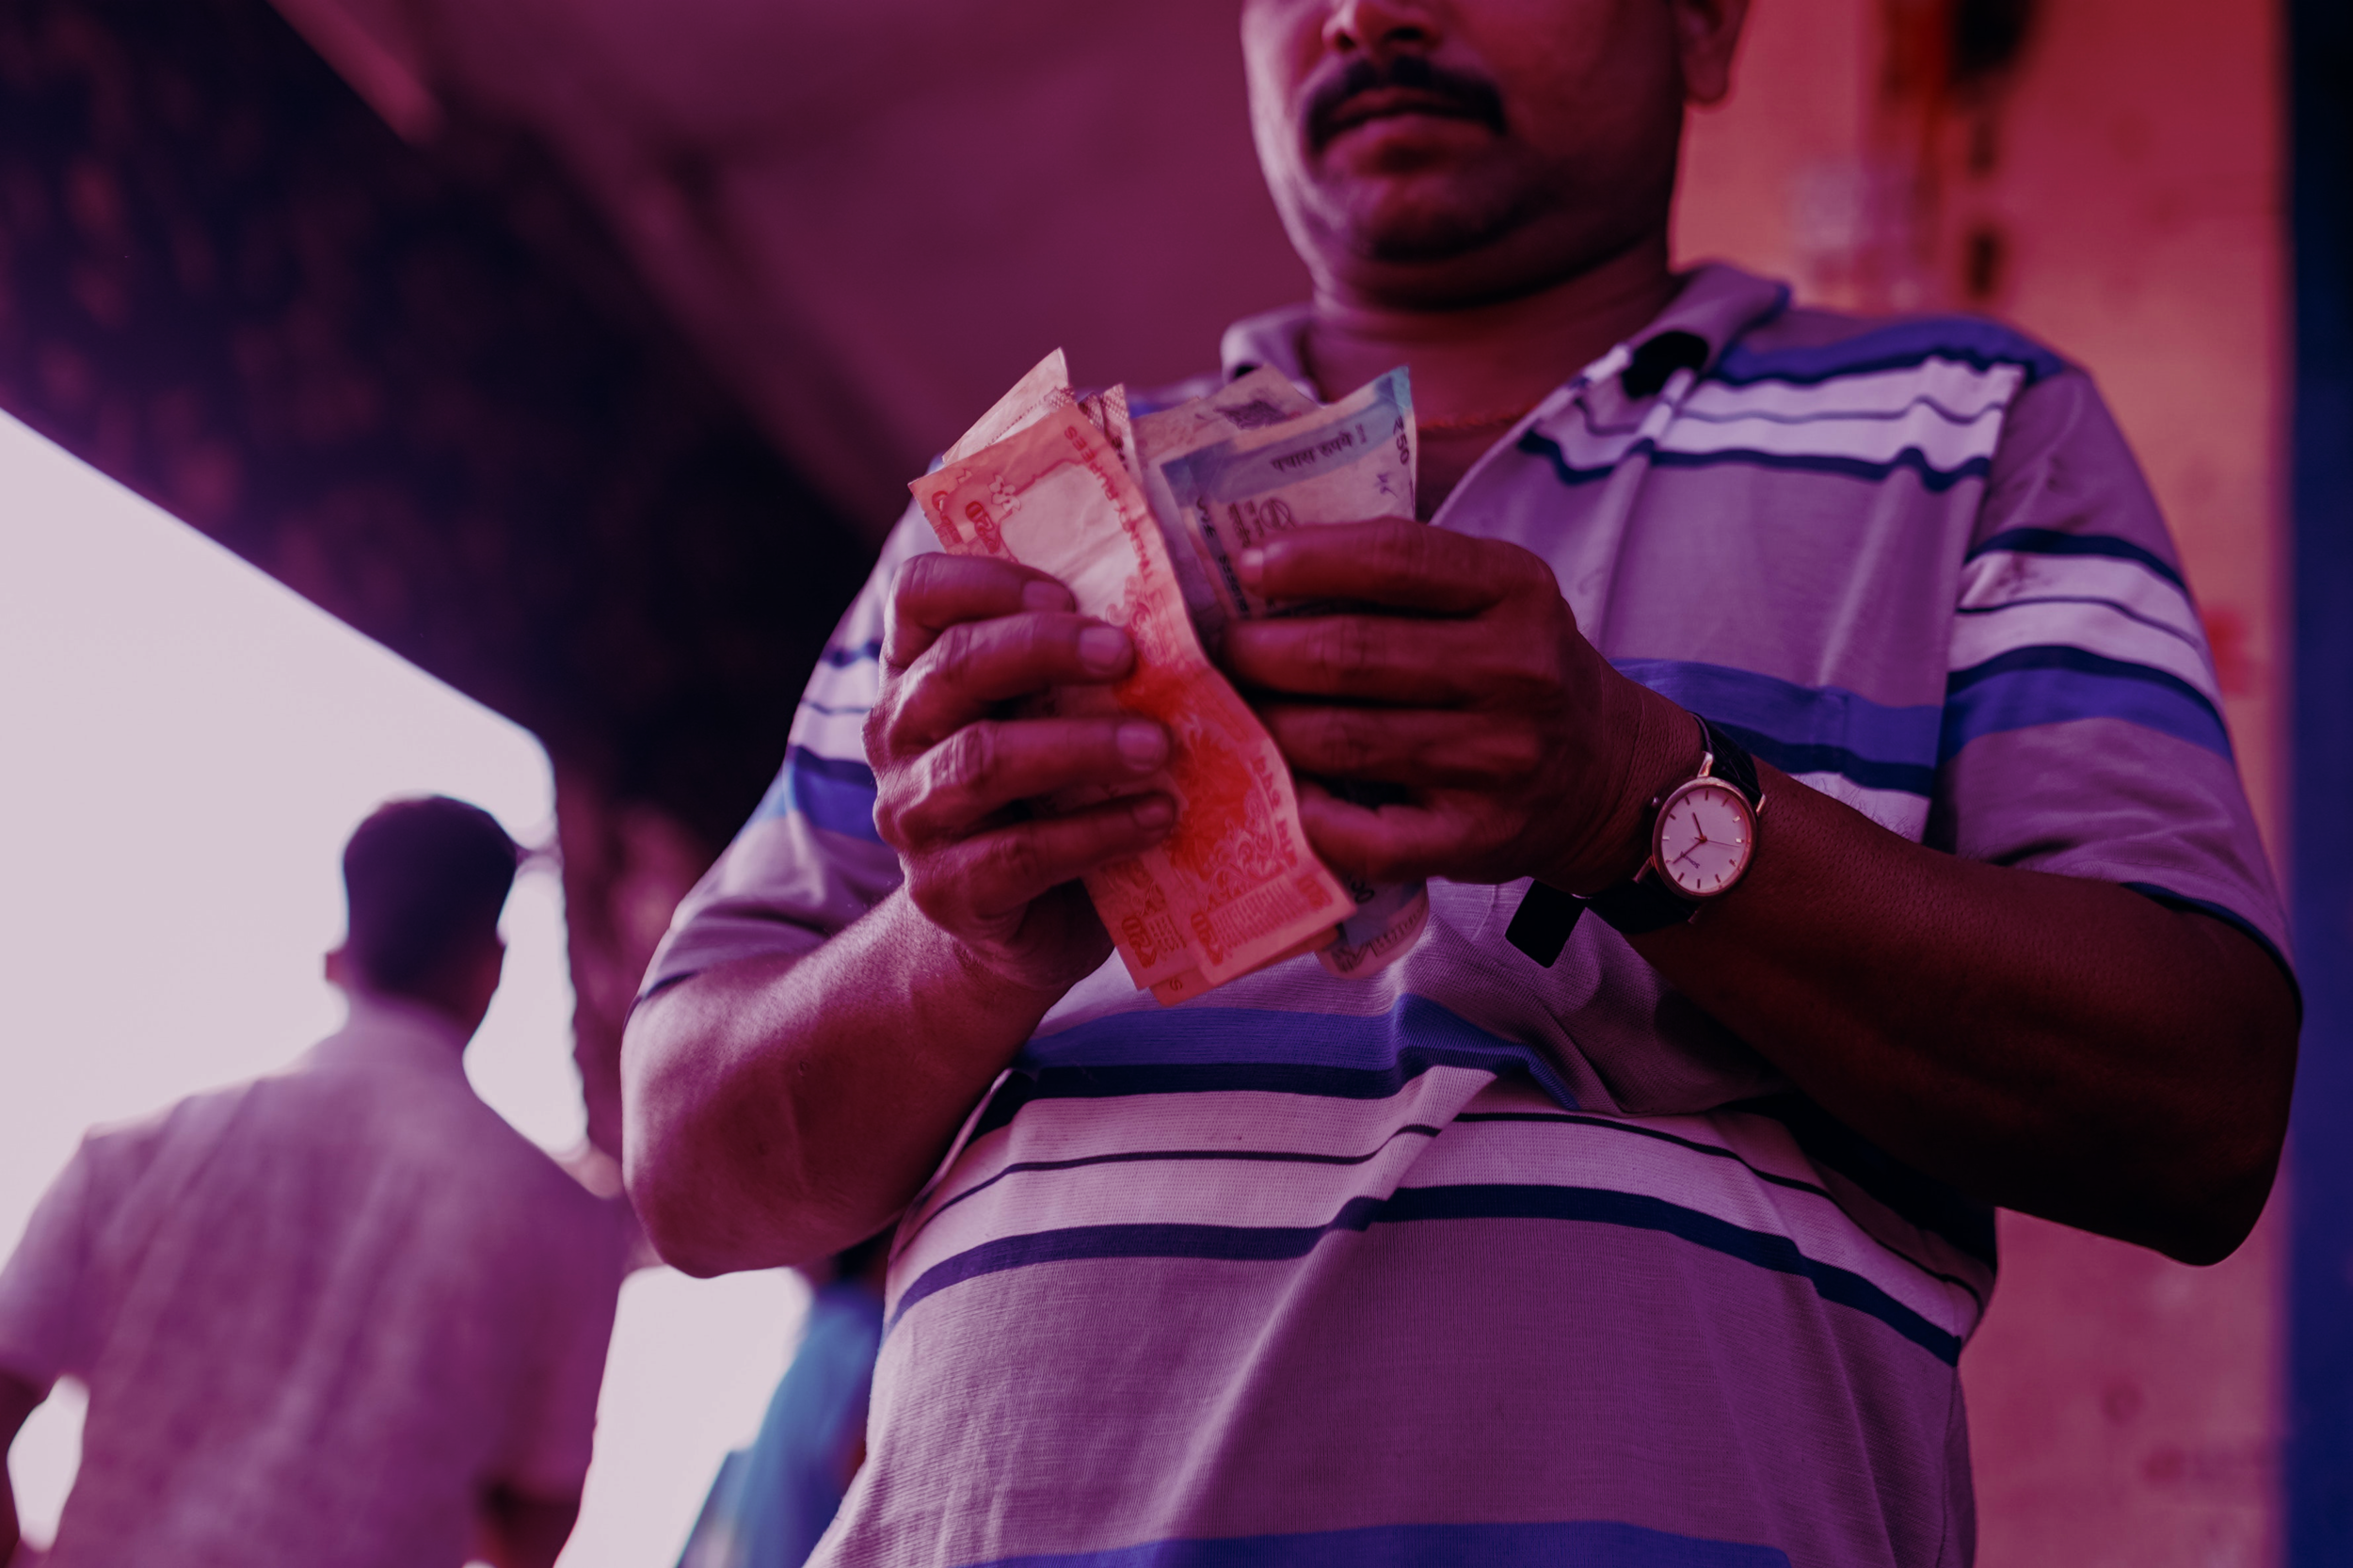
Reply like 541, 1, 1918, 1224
1321, 0, 1446, 58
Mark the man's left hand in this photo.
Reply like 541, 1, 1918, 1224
1220, 520, 1693, 892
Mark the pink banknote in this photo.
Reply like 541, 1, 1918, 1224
1133, 367, 1431, 982
909, 392, 1352, 995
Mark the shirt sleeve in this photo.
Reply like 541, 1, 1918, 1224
1930, 366, 2293, 983
0, 1142, 99, 1392
638, 507, 938, 1001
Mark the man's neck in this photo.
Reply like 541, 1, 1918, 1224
338, 983, 480, 1052
1302, 232, 1680, 425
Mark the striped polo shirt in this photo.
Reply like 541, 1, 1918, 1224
643, 264, 2288, 1568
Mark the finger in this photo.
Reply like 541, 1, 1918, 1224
1237, 520, 1552, 615
888, 614, 1135, 745
1257, 704, 1545, 788
883, 718, 1173, 845
883, 552, 1075, 671
1292, 783, 1465, 887
1222, 614, 1545, 704
926, 795, 1177, 921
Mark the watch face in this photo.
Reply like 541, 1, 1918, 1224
1655, 778, 1753, 898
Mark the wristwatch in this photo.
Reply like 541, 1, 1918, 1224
1581, 715, 1766, 936
1500, 713, 1766, 966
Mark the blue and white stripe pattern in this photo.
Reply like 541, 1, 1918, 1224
1948, 527, 2228, 760
1520, 317, 2049, 494
749, 522, 935, 854
1611, 659, 1943, 839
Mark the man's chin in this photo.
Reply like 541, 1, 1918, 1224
1291, 153, 1541, 264
1318, 190, 1528, 267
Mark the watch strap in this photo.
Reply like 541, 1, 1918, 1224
1503, 881, 1585, 966
1582, 866, 1696, 936
1503, 712, 1767, 963
1696, 717, 1763, 808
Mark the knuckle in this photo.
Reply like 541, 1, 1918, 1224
1373, 524, 1433, 582
1490, 727, 1547, 778
869, 773, 918, 847
1309, 618, 1380, 683
934, 619, 980, 674
937, 721, 998, 793
890, 660, 946, 731
1002, 613, 1051, 669
1320, 711, 1378, 773
898, 551, 958, 602
1512, 544, 1560, 599
861, 699, 897, 762
1382, 514, 1428, 555
887, 556, 923, 612
982, 830, 1045, 893
884, 559, 938, 647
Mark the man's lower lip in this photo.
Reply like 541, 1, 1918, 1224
1320, 109, 1485, 144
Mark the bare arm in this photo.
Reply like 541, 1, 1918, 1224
0, 1370, 42, 1566
1225, 521, 2295, 1264
626, 902, 1067, 1274
474, 1484, 579, 1568
624, 556, 1176, 1274
1630, 766, 2294, 1262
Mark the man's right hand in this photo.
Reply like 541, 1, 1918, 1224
865, 552, 1175, 992
624, 552, 1180, 1273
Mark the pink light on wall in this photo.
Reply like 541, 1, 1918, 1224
1680, 1, 2288, 1560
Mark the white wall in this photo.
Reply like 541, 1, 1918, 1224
0, 411, 801, 1564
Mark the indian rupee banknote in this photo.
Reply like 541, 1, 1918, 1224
1128, 366, 1320, 639
1144, 368, 1416, 626
909, 381, 1352, 996
1136, 367, 1431, 980
946, 347, 1076, 463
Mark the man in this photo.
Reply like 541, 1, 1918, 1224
678, 1234, 888, 1568
0, 797, 623, 1567
623, 1, 2298, 1562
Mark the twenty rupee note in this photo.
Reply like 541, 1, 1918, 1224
908, 401, 1352, 996
1138, 366, 1431, 980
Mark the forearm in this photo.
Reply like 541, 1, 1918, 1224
622, 889, 1065, 1275
1640, 765, 2297, 1262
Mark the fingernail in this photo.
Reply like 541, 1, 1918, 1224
1132, 795, 1175, 829
1237, 548, 1265, 588
1079, 626, 1128, 673
1116, 722, 1168, 771
1022, 580, 1072, 613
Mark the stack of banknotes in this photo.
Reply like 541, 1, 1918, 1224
907, 351, 1431, 1004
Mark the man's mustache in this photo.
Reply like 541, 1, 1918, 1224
1305, 55, 1508, 151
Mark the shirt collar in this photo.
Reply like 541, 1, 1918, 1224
308, 988, 473, 1078
1216, 262, 1792, 402
1217, 301, 1317, 388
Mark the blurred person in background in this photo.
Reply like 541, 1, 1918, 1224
676, 1233, 888, 1568
0, 796, 623, 1568
625, 0, 2298, 1562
